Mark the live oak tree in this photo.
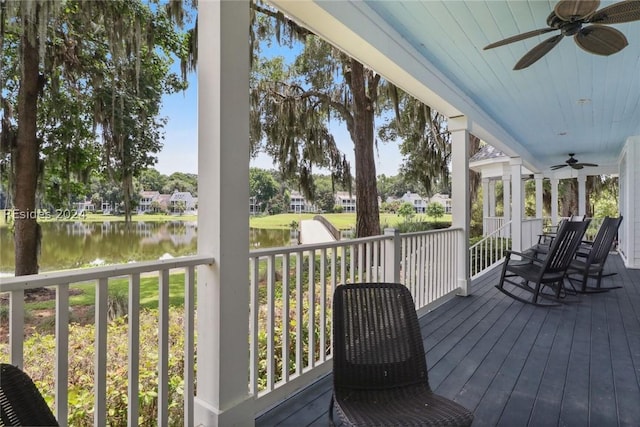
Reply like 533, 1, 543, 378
0, 0, 193, 275
251, 7, 382, 237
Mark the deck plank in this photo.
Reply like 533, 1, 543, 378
256, 254, 640, 427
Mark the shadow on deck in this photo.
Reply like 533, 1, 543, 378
256, 254, 640, 426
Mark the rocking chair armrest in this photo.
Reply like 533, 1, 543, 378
504, 249, 542, 264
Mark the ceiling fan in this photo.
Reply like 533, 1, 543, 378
483, 0, 640, 70
550, 153, 599, 170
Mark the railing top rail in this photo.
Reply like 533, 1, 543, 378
249, 234, 390, 257
0, 254, 215, 291
399, 227, 463, 238
469, 221, 513, 251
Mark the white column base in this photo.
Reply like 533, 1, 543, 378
195, 396, 255, 427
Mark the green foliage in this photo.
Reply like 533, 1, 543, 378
139, 168, 168, 192
0, 308, 189, 425
378, 92, 450, 196
333, 204, 344, 213
250, 168, 279, 213
426, 202, 445, 220
594, 195, 618, 218
398, 202, 416, 221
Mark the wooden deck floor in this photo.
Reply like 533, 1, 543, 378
256, 254, 640, 426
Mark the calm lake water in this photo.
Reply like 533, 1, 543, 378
0, 221, 292, 274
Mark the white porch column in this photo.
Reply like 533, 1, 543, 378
502, 170, 511, 222
482, 178, 489, 235
619, 136, 640, 268
196, 1, 254, 426
488, 180, 496, 217
577, 174, 587, 217
551, 177, 559, 225
510, 158, 523, 252
534, 173, 544, 219
450, 116, 470, 296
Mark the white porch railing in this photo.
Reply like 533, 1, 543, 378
399, 228, 461, 310
470, 221, 512, 278
0, 255, 214, 427
483, 216, 507, 237
1, 228, 467, 424
248, 227, 463, 413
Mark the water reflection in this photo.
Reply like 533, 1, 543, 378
0, 222, 290, 274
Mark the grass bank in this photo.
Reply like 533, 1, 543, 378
250, 212, 452, 230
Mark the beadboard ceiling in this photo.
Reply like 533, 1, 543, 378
270, 0, 640, 173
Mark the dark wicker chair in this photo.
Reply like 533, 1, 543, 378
566, 216, 623, 293
495, 219, 589, 306
0, 363, 59, 426
330, 283, 474, 426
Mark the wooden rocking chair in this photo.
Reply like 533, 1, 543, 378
495, 219, 589, 306
566, 216, 623, 293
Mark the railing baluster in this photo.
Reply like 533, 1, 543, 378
308, 249, 316, 369
267, 255, 276, 390
128, 273, 140, 427
9, 289, 24, 368
320, 248, 327, 362
55, 284, 69, 426
296, 251, 303, 375
95, 278, 108, 427
281, 253, 290, 383
158, 269, 170, 425
249, 257, 259, 396
184, 266, 195, 427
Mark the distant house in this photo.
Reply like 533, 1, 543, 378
335, 191, 356, 213
249, 196, 259, 215
289, 191, 318, 213
429, 193, 452, 214
170, 191, 196, 213
400, 192, 427, 213
75, 200, 95, 213
157, 194, 171, 212
139, 191, 161, 213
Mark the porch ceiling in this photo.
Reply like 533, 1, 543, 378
269, 0, 640, 173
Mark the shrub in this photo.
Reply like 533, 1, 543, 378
0, 308, 190, 425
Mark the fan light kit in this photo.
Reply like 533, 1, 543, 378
550, 153, 599, 170
484, 0, 640, 70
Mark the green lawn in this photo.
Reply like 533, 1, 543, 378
25, 272, 189, 311
250, 212, 452, 230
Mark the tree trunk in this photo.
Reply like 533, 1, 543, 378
350, 60, 380, 237
14, 24, 40, 276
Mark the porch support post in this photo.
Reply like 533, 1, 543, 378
196, 1, 254, 426
534, 173, 544, 219
488, 180, 496, 217
482, 178, 489, 235
450, 116, 470, 296
619, 136, 640, 268
510, 158, 523, 253
551, 177, 559, 226
502, 169, 511, 223
577, 174, 587, 217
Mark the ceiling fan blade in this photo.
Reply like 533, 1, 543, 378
514, 34, 564, 70
575, 25, 628, 55
550, 164, 568, 170
554, 0, 601, 21
589, 0, 640, 24
484, 28, 557, 49
577, 163, 599, 167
